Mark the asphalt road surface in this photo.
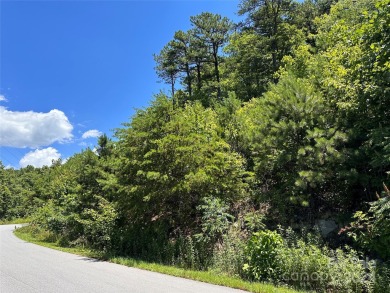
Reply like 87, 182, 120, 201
0, 225, 247, 293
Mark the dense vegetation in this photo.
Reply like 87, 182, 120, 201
1, 0, 389, 291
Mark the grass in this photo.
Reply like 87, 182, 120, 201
14, 226, 101, 258
0, 217, 32, 225
14, 226, 304, 293
111, 257, 304, 293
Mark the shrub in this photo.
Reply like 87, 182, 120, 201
195, 197, 234, 268
327, 247, 374, 293
373, 262, 390, 293
76, 197, 117, 251
243, 230, 283, 281
277, 240, 330, 291
195, 197, 234, 245
243, 228, 377, 292
211, 225, 246, 277
243, 210, 266, 233
32, 200, 69, 236
175, 235, 200, 269
344, 184, 390, 261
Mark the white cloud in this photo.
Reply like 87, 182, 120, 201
19, 147, 61, 168
0, 95, 7, 102
82, 129, 102, 139
0, 106, 73, 148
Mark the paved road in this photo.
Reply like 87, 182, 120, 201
0, 225, 247, 293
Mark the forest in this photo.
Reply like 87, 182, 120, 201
1, 0, 389, 291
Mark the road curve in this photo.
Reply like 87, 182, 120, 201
0, 225, 247, 293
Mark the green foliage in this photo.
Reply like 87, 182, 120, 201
238, 74, 347, 218
283, 0, 389, 203
154, 42, 181, 97
277, 240, 330, 290
243, 228, 376, 292
0, 163, 67, 220
326, 248, 373, 293
223, 31, 273, 100
211, 226, 246, 278
194, 197, 235, 267
278, 242, 374, 292
243, 211, 266, 233
276, 225, 323, 248
22, 147, 118, 251
32, 200, 67, 235
237, 0, 305, 86
373, 263, 390, 293
345, 184, 390, 260
115, 95, 249, 235
76, 197, 117, 251
0, 165, 20, 219
243, 230, 284, 281
96, 133, 113, 158
196, 197, 234, 245
175, 235, 202, 270
155, 12, 232, 102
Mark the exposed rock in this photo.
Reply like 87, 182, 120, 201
316, 219, 338, 237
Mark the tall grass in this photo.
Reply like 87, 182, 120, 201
0, 217, 31, 225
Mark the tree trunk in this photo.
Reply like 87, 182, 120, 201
171, 75, 175, 98
213, 44, 221, 100
196, 61, 202, 91
185, 63, 192, 97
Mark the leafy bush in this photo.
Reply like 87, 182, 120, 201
32, 200, 69, 235
327, 247, 373, 293
277, 240, 330, 291
277, 225, 323, 248
211, 226, 246, 277
344, 184, 390, 260
243, 230, 284, 281
243, 210, 266, 233
373, 262, 390, 293
175, 235, 201, 270
279, 244, 375, 292
195, 197, 234, 245
76, 197, 118, 251
243, 229, 376, 292
195, 197, 234, 267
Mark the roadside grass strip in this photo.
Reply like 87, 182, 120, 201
14, 226, 304, 293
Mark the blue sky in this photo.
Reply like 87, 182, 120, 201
0, 0, 241, 168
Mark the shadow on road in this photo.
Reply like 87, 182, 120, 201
76, 256, 105, 263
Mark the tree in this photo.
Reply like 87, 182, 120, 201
154, 42, 181, 97
188, 30, 209, 95
289, 0, 336, 46
354, 0, 390, 182
190, 12, 232, 100
114, 94, 249, 234
155, 13, 232, 104
238, 0, 294, 76
237, 74, 347, 220
172, 30, 193, 98
223, 32, 272, 100
281, 0, 385, 206
96, 134, 113, 158
225, 0, 304, 99
0, 163, 15, 219
156, 30, 196, 101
